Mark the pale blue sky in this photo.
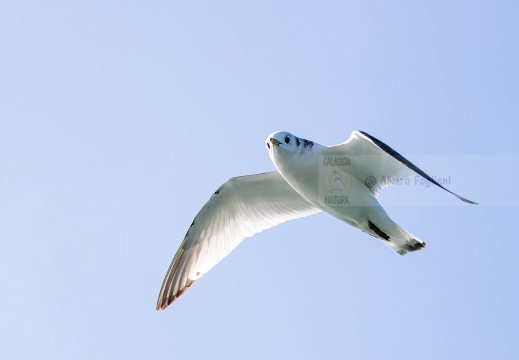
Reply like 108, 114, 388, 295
1, 1, 518, 359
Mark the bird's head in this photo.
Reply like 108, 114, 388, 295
266, 131, 317, 167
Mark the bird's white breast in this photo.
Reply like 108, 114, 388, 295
272, 145, 378, 226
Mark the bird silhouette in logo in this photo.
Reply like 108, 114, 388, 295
328, 170, 348, 192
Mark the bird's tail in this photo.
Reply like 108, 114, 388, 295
365, 204, 426, 255
390, 225, 426, 255
379, 223, 426, 256
365, 218, 426, 256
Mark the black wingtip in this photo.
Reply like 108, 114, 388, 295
456, 195, 478, 205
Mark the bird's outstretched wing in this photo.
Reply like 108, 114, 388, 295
156, 171, 321, 310
322, 130, 477, 204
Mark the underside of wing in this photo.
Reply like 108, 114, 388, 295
156, 171, 321, 310
323, 130, 477, 204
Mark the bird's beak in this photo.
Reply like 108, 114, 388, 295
270, 138, 281, 146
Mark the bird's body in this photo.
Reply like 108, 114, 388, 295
267, 131, 428, 255
156, 130, 477, 310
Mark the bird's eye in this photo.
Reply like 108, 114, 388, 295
266, 142, 271, 149
284, 136, 290, 144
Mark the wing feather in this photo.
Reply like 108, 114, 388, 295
322, 130, 477, 204
156, 171, 320, 310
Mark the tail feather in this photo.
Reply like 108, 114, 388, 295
365, 220, 426, 255
389, 225, 426, 256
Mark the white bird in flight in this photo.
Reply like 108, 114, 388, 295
156, 130, 477, 310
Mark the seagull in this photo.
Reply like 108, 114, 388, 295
156, 130, 477, 310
